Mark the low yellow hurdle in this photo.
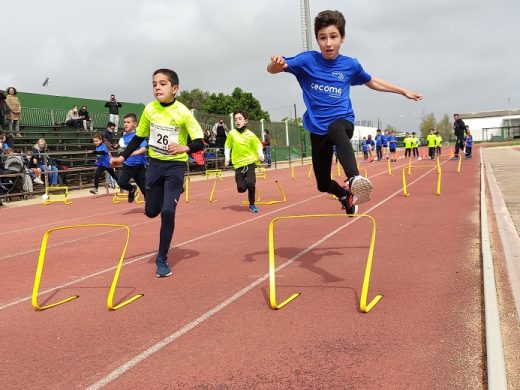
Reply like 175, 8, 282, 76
241, 180, 287, 205
268, 214, 382, 313
32, 224, 143, 311
42, 186, 72, 205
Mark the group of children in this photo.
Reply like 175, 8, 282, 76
91, 9, 422, 278
362, 129, 420, 163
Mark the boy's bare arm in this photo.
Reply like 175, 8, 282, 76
267, 55, 288, 74
365, 77, 423, 101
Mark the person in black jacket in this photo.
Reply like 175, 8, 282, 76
104, 94, 122, 132
453, 114, 466, 159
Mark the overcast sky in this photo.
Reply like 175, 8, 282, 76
1, 0, 518, 129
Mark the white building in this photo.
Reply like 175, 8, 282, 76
460, 109, 520, 142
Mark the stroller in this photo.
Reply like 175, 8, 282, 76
0, 154, 32, 201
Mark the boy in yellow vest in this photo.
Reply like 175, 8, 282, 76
224, 110, 265, 213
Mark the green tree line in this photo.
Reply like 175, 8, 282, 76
178, 87, 270, 121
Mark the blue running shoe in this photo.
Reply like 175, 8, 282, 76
249, 204, 259, 213
156, 255, 172, 278
128, 185, 137, 203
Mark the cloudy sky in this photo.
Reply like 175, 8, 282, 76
1, 0, 518, 129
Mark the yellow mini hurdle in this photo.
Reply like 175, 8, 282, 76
32, 224, 143, 311
42, 186, 72, 205
204, 169, 223, 181
241, 180, 287, 205
112, 186, 144, 204
268, 214, 382, 313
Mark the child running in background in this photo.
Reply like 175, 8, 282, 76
90, 133, 118, 194
435, 131, 443, 157
116, 113, 148, 203
411, 132, 420, 159
366, 134, 375, 162
375, 129, 383, 161
388, 130, 397, 162
403, 132, 412, 158
426, 129, 437, 160
268, 10, 422, 213
224, 110, 265, 213
111, 68, 204, 278
361, 137, 369, 161
464, 126, 473, 158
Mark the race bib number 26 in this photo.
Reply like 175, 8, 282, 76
149, 123, 180, 155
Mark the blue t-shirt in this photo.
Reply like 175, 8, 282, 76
465, 135, 473, 147
121, 131, 148, 167
95, 143, 110, 168
375, 134, 383, 147
367, 139, 375, 149
382, 134, 389, 147
284, 51, 371, 135
362, 140, 368, 152
388, 135, 397, 150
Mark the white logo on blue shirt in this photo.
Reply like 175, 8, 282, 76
310, 82, 343, 98
332, 71, 344, 80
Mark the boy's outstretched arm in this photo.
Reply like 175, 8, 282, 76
267, 55, 288, 74
365, 77, 423, 101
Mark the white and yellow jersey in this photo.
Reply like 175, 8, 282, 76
225, 128, 263, 168
137, 100, 203, 162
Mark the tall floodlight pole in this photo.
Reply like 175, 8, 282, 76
300, 0, 312, 51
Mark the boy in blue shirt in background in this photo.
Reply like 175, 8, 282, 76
268, 10, 422, 213
388, 131, 398, 162
90, 133, 118, 194
117, 113, 148, 203
375, 129, 383, 161
464, 126, 473, 158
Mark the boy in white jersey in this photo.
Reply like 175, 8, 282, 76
224, 110, 264, 213
267, 10, 422, 214
111, 69, 204, 278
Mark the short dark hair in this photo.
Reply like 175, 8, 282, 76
123, 113, 137, 121
233, 110, 249, 120
106, 121, 116, 128
314, 10, 346, 38
153, 69, 179, 86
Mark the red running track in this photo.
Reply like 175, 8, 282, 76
0, 150, 484, 389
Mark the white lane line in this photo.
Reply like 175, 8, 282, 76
86, 164, 440, 390
480, 151, 508, 389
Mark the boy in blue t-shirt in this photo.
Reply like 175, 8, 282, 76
268, 10, 422, 214
374, 129, 383, 161
387, 131, 397, 162
117, 113, 148, 203
464, 127, 473, 158
90, 133, 118, 194
361, 137, 369, 160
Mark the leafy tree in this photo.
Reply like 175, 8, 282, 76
178, 87, 270, 121
203, 87, 270, 121
420, 113, 437, 139
436, 114, 452, 140
177, 88, 210, 112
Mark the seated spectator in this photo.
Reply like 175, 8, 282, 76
0, 131, 12, 151
103, 121, 118, 149
25, 150, 44, 184
204, 128, 216, 147
65, 105, 82, 129
78, 105, 94, 131
32, 138, 59, 186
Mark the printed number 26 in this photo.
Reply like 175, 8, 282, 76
157, 134, 169, 146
